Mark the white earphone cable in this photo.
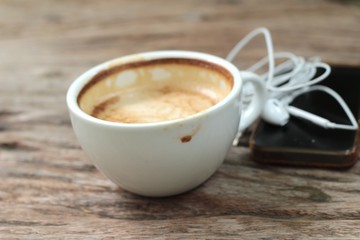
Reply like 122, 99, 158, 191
282, 85, 358, 130
227, 27, 358, 131
226, 27, 275, 85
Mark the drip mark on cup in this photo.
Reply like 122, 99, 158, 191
181, 135, 192, 143
179, 125, 201, 143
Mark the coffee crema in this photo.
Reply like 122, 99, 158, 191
78, 58, 233, 124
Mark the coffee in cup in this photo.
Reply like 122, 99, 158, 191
67, 51, 265, 197
78, 58, 233, 124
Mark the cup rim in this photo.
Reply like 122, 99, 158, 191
66, 50, 242, 128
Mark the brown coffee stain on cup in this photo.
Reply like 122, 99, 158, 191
180, 125, 201, 143
78, 58, 233, 121
181, 135, 192, 143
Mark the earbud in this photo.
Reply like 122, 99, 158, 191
261, 99, 289, 126
287, 105, 332, 127
261, 86, 358, 130
262, 99, 333, 128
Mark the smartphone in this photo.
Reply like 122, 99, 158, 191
250, 65, 360, 168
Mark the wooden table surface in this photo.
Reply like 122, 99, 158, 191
1, 0, 360, 239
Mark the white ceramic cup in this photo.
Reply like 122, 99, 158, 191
67, 51, 265, 197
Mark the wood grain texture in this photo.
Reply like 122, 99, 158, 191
1, 0, 360, 239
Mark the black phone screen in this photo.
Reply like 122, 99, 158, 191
250, 65, 360, 168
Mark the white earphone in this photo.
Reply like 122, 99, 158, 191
227, 27, 358, 131
262, 98, 289, 126
262, 85, 358, 130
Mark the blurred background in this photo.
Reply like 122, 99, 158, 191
1, 0, 359, 107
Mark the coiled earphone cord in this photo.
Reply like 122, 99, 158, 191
226, 27, 358, 132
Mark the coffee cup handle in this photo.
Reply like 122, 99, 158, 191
238, 71, 266, 132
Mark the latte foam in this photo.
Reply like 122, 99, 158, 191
78, 58, 233, 124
